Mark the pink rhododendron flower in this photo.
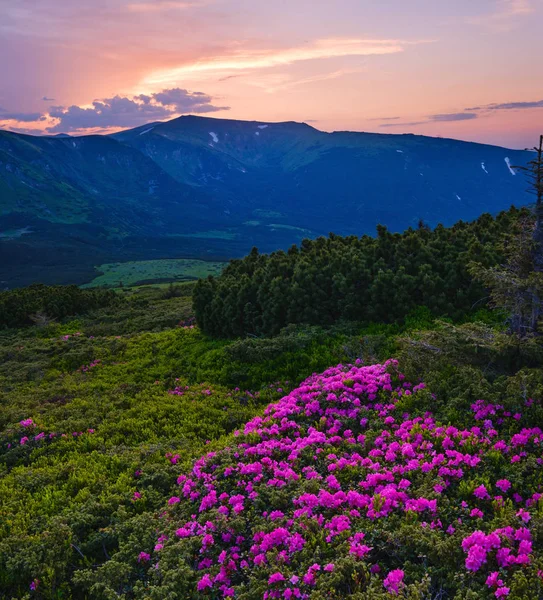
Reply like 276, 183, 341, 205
268, 573, 286, 584
496, 479, 511, 493
473, 484, 490, 500
486, 572, 504, 588
465, 545, 487, 572
516, 509, 530, 523
383, 569, 405, 595
197, 574, 213, 590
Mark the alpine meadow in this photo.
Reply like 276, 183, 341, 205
2, 1, 543, 600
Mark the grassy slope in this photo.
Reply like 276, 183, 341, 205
0, 285, 378, 596
82, 259, 227, 288
1, 282, 541, 598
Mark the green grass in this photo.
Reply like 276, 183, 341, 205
0, 287, 377, 597
81, 259, 227, 288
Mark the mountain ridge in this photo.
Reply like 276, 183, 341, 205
0, 115, 535, 288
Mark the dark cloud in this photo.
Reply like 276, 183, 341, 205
218, 74, 243, 82
47, 97, 172, 132
42, 96, 56, 101
467, 100, 543, 111
370, 116, 401, 122
380, 112, 478, 128
4, 125, 46, 135
380, 120, 426, 128
429, 112, 478, 122
139, 87, 228, 113
0, 107, 45, 122
46, 88, 229, 133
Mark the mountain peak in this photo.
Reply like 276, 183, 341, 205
162, 114, 316, 129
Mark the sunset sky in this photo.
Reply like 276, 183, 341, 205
1, 0, 542, 148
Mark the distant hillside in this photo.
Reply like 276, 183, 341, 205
115, 116, 533, 235
0, 116, 535, 287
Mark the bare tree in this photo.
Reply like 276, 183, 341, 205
28, 310, 55, 328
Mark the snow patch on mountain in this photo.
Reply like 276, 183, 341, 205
481, 162, 488, 174
505, 157, 516, 176
209, 132, 219, 143
139, 127, 154, 136
257, 125, 269, 129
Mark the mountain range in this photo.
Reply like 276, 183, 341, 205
0, 115, 534, 288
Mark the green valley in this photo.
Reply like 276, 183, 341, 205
82, 259, 226, 288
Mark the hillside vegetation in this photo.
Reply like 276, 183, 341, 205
194, 208, 524, 337
1, 207, 543, 599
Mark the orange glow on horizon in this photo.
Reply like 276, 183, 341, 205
1, 0, 542, 148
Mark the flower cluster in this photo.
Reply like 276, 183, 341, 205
3, 418, 95, 450
78, 359, 101, 372
60, 332, 83, 341
177, 317, 196, 328
140, 361, 541, 598
168, 382, 262, 403
462, 527, 535, 597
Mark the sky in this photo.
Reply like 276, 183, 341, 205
1, 0, 542, 148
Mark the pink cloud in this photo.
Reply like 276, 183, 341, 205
468, 0, 534, 30
46, 87, 228, 133
141, 38, 421, 88
126, 1, 206, 12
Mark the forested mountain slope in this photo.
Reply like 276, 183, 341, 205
0, 117, 534, 288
